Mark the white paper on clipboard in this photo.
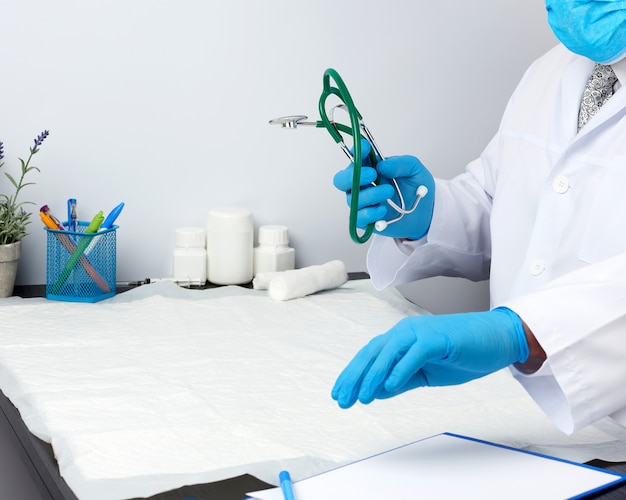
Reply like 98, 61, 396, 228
246, 433, 626, 500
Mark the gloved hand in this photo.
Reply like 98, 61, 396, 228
331, 307, 529, 409
332, 140, 436, 240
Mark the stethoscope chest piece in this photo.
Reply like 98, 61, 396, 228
268, 115, 317, 129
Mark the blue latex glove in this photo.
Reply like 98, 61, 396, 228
332, 140, 435, 240
331, 307, 529, 409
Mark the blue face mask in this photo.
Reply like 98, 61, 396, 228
546, 0, 626, 64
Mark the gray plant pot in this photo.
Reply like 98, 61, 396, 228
0, 240, 22, 298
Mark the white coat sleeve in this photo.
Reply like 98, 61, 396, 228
501, 252, 626, 434
367, 164, 494, 290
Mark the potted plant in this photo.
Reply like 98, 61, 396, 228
0, 130, 50, 297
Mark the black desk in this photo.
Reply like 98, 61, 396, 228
7, 278, 626, 500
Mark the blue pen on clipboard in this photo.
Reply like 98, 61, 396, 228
279, 470, 296, 500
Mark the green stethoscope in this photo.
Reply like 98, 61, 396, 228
270, 68, 428, 244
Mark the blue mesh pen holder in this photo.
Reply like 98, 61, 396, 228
45, 222, 117, 302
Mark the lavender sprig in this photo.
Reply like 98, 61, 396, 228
0, 131, 50, 244
31, 130, 49, 154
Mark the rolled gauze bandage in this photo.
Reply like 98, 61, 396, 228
252, 271, 280, 290
265, 260, 348, 301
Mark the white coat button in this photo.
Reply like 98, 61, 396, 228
529, 260, 545, 276
553, 175, 569, 194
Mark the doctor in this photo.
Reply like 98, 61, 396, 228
331, 0, 626, 435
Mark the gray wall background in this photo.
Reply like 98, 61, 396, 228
2, 1, 555, 313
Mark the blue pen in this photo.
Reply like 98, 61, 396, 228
279, 470, 296, 500
67, 198, 77, 232
100, 202, 125, 230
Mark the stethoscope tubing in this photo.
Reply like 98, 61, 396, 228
319, 69, 375, 243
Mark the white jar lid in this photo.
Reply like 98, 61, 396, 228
207, 207, 253, 233
175, 227, 206, 248
258, 225, 289, 246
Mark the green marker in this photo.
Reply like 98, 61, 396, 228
52, 211, 105, 294
85, 211, 104, 233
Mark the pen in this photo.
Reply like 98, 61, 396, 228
67, 198, 77, 232
85, 210, 105, 233
51, 211, 107, 294
279, 470, 296, 500
100, 202, 124, 230
84, 201, 121, 255
39, 211, 59, 231
40, 205, 65, 230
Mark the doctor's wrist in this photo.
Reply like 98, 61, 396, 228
513, 320, 547, 374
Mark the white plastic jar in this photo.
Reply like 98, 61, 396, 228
206, 207, 253, 285
173, 227, 207, 287
253, 225, 295, 276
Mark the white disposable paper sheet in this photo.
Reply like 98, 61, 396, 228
0, 280, 625, 500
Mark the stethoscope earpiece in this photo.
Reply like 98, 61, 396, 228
375, 184, 429, 233
374, 220, 388, 232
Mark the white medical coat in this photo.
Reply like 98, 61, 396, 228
367, 44, 626, 434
